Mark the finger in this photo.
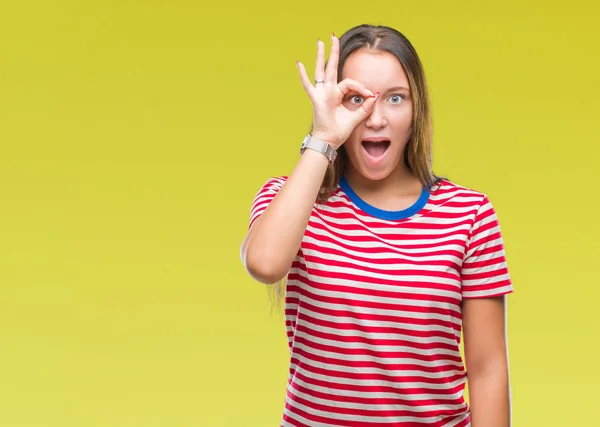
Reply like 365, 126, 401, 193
296, 61, 315, 97
359, 93, 379, 113
314, 39, 325, 83
337, 78, 375, 98
325, 33, 339, 83
352, 94, 380, 123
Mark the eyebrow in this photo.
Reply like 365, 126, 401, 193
385, 86, 410, 93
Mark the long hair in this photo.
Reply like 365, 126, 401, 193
268, 24, 443, 314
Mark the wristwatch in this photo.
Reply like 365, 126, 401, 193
299, 134, 337, 163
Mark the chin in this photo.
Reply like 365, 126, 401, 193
354, 167, 394, 182
344, 143, 405, 182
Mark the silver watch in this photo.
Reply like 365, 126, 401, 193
299, 134, 337, 163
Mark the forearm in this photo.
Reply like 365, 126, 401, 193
243, 148, 330, 283
468, 368, 511, 427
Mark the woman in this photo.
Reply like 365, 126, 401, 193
241, 24, 513, 427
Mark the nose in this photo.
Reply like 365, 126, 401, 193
365, 101, 386, 130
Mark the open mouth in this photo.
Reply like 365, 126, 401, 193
361, 140, 390, 159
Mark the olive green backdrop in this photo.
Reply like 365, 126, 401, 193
1, 1, 598, 426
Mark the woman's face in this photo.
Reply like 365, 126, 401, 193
340, 49, 413, 182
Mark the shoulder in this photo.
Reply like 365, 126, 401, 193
430, 178, 491, 210
254, 175, 288, 194
262, 175, 288, 186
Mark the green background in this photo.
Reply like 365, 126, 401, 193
1, 1, 598, 426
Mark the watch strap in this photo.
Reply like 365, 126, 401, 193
300, 134, 337, 163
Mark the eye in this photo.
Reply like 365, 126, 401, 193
388, 94, 405, 104
349, 95, 365, 104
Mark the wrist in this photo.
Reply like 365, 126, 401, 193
310, 132, 339, 149
300, 134, 338, 164
300, 146, 331, 165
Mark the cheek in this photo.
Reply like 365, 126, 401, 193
345, 128, 363, 148
391, 107, 413, 128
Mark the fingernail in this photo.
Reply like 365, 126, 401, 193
332, 32, 335, 37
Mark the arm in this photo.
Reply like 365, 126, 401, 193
241, 149, 329, 284
241, 34, 378, 285
462, 295, 511, 427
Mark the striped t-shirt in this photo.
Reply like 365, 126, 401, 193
248, 175, 513, 427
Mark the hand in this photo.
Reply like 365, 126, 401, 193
297, 33, 379, 149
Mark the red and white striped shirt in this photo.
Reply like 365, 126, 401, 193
248, 175, 513, 427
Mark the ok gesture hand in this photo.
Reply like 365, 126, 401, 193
297, 33, 379, 149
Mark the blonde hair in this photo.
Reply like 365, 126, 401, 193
268, 24, 442, 314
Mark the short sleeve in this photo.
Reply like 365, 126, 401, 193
248, 176, 287, 230
461, 195, 513, 299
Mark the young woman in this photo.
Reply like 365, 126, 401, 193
241, 24, 513, 427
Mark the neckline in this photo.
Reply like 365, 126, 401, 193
338, 175, 430, 221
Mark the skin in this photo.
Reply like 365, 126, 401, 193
463, 296, 512, 427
